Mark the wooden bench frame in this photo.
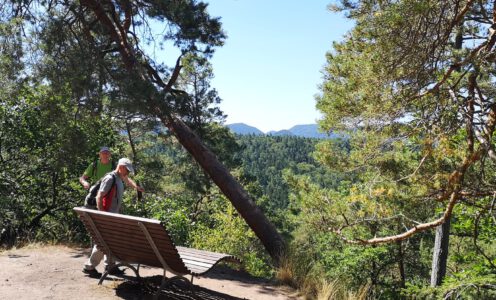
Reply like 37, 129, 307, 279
74, 207, 240, 297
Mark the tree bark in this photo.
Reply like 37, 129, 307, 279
430, 215, 451, 287
397, 241, 406, 290
164, 116, 286, 262
125, 120, 142, 202
430, 23, 463, 288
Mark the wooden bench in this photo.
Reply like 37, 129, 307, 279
74, 207, 240, 296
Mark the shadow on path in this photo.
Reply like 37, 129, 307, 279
115, 275, 247, 300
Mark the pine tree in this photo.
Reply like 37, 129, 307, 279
311, 0, 496, 293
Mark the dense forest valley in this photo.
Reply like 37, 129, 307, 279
2, 1, 496, 299
2, 126, 495, 299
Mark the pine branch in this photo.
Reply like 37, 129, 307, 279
335, 101, 496, 245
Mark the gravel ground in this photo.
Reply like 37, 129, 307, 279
0, 244, 299, 300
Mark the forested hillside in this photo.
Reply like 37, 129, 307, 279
233, 135, 341, 217
236, 135, 318, 209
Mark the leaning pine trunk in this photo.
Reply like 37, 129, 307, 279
164, 116, 286, 262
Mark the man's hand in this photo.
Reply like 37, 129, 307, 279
80, 176, 90, 190
82, 181, 90, 190
123, 176, 144, 193
96, 192, 103, 211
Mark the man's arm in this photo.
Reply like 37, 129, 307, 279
79, 175, 91, 190
123, 176, 144, 192
80, 163, 93, 189
96, 190, 104, 210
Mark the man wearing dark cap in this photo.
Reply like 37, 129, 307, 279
79, 146, 114, 190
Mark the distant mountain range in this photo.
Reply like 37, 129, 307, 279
226, 123, 340, 139
226, 123, 264, 135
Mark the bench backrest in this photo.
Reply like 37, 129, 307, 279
74, 207, 189, 274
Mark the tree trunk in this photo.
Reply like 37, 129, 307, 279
397, 241, 406, 289
125, 120, 142, 202
164, 116, 286, 262
430, 24, 463, 288
430, 215, 451, 287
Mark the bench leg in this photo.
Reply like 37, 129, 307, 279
98, 262, 141, 285
154, 275, 194, 300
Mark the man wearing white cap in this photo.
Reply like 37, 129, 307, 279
83, 157, 144, 278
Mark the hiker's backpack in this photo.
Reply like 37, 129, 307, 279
85, 173, 117, 210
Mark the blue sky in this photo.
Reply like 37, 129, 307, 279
204, 1, 353, 132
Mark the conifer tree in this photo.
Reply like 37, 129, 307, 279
316, 0, 496, 289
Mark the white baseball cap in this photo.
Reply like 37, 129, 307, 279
117, 158, 134, 174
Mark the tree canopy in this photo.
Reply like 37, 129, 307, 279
284, 0, 496, 297
315, 0, 496, 244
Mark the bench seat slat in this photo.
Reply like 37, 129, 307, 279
84, 211, 162, 224
83, 220, 175, 243
178, 252, 238, 265
177, 248, 240, 266
182, 258, 218, 269
178, 253, 225, 264
177, 246, 229, 256
96, 240, 177, 260
89, 227, 178, 253
80, 219, 179, 252
177, 249, 231, 260
83, 220, 174, 240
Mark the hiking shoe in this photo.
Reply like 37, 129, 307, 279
105, 266, 125, 276
82, 268, 102, 278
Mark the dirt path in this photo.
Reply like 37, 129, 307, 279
0, 245, 299, 300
